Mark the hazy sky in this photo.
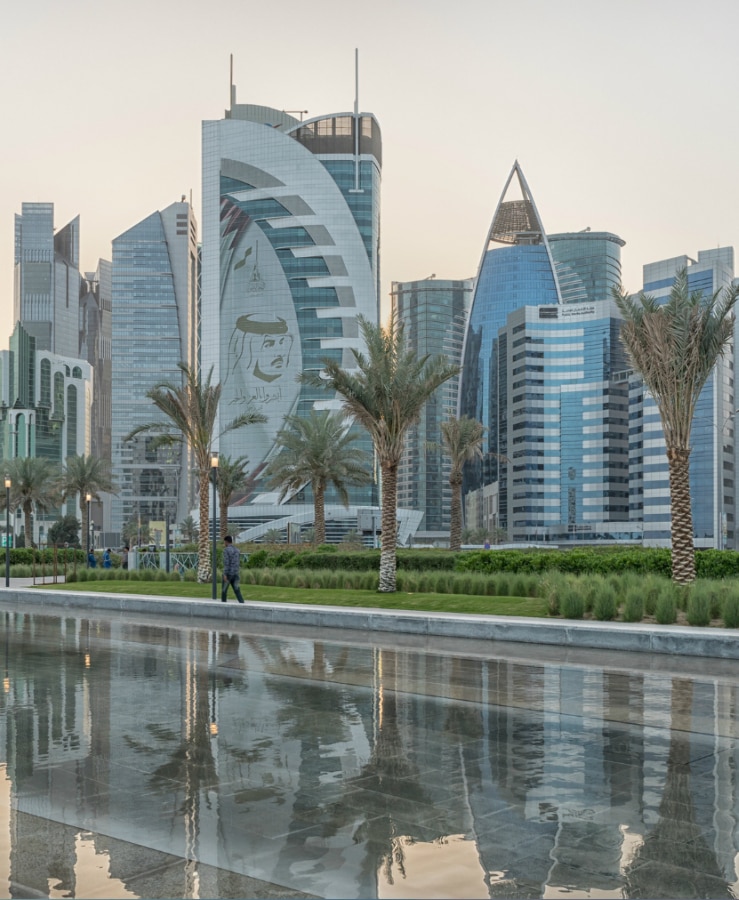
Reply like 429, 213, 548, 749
2, 0, 738, 346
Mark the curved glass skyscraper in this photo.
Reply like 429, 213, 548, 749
459, 162, 560, 531
202, 90, 381, 507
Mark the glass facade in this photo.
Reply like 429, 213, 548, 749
392, 279, 473, 536
549, 231, 625, 304
14, 203, 80, 359
110, 203, 198, 537
630, 248, 735, 549
202, 96, 382, 509
501, 301, 632, 543
459, 164, 561, 533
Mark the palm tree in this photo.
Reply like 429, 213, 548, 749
179, 514, 198, 544
216, 454, 250, 539
60, 455, 116, 552
4, 457, 61, 548
614, 270, 738, 584
125, 362, 265, 583
302, 312, 459, 591
266, 410, 371, 545
440, 416, 486, 552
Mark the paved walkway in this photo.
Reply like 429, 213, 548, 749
1, 580, 738, 661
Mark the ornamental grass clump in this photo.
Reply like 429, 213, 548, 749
721, 592, 739, 629
592, 584, 618, 621
686, 589, 712, 627
622, 588, 644, 623
655, 591, 677, 625
559, 585, 586, 620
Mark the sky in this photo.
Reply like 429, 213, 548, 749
2, 0, 739, 347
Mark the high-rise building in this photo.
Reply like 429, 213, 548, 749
79, 260, 112, 464
497, 300, 633, 543
548, 231, 625, 304
459, 162, 629, 542
459, 162, 562, 535
201, 84, 382, 526
0, 322, 92, 544
392, 277, 473, 541
629, 248, 735, 549
14, 203, 80, 358
109, 201, 198, 539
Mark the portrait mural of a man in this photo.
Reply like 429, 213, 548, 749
220, 198, 302, 476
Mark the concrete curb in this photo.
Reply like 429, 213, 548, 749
2, 586, 739, 660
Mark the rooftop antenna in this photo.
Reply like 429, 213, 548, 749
350, 48, 362, 193
229, 54, 236, 109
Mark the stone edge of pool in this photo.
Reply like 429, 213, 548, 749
1, 586, 738, 660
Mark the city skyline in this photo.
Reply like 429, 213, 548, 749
2, 0, 739, 347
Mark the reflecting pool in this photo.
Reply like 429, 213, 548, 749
0, 602, 738, 899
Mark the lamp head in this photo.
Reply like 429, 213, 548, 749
211, 452, 219, 469
3, 476, 9, 490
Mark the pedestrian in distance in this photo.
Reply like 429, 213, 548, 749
121, 546, 129, 570
87, 550, 97, 568
102, 548, 112, 569
221, 535, 245, 604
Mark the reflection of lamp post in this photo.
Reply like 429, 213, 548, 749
210, 630, 218, 736
86, 493, 92, 564
4, 476, 10, 587
211, 453, 219, 600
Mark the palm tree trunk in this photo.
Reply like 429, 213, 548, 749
79, 498, 89, 552
219, 496, 228, 541
379, 462, 398, 592
667, 447, 695, 584
314, 481, 326, 545
449, 472, 462, 552
197, 470, 211, 583
23, 503, 33, 549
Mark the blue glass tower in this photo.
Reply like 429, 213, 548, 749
459, 163, 561, 533
110, 202, 199, 537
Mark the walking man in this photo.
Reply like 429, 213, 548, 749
221, 535, 245, 603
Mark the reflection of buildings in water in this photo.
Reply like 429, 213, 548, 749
0, 614, 738, 898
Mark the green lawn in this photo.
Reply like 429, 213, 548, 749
39, 579, 548, 618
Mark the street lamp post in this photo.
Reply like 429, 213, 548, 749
86, 493, 92, 565
211, 453, 219, 600
4, 476, 10, 588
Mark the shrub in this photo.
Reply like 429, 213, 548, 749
592, 585, 617, 621
686, 590, 712, 627
622, 590, 644, 623
655, 592, 677, 625
246, 549, 269, 568
560, 588, 585, 619
721, 592, 739, 629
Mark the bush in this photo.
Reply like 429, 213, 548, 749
593, 585, 617, 621
686, 590, 712, 627
722, 592, 739, 629
655, 592, 677, 625
622, 589, 644, 623
560, 588, 585, 619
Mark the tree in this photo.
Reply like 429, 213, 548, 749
48, 515, 80, 548
4, 457, 61, 548
126, 362, 265, 583
302, 312, 459, 591
180, 514, 198, 544
60, 455, 116, 553
216, 455, 250, 540
266, 410, 371, 545
614, 270, 738, 584
440, 416, 486, 552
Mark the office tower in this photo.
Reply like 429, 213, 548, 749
201, 84, 381, 514
459, 162, 561, 536
629, 248, 735, 549
109, 201, 198, 539
0, 323, 92, 544
14, 203, 80, 358
79, 260, 112, 464
498, 300, 632, 543
392, 277, 473, 541
548, 231, 625, 304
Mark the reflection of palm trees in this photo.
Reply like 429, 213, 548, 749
625, 679, 727, 898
